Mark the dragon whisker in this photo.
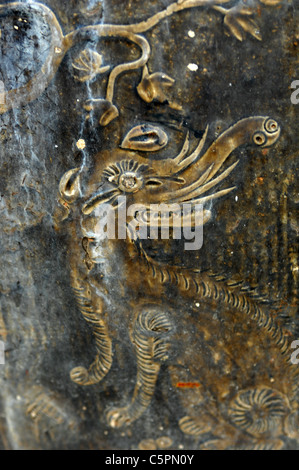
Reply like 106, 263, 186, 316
172, 131, 190, 165
175, 126, 209, 173
172, 160, 239, 203
183, 186, 236, 205
167, 164, 214, 202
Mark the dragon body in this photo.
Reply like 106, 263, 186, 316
56, 116, 299, 448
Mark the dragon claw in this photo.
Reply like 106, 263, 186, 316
70, 366, 89, 385
106, 407, 133, 428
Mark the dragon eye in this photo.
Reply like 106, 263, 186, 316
119, 172, 143, 193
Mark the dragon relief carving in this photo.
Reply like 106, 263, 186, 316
0, 0, 294, 450
55, 116, 299, 449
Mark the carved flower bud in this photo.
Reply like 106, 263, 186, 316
83, 99, 119, 126
72, 48, 110, 82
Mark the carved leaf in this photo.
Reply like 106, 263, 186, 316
137, 66, 182, 110
72, 48, 110, 82
216, 4, 262, 41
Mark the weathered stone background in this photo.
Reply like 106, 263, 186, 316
0, 0, 298, 449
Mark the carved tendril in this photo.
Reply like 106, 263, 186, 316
0, 0, 280, 121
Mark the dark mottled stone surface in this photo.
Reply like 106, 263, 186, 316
0, 0, 298, 450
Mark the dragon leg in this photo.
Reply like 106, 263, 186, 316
69, 273, 113, 386
106, 305, 174, 428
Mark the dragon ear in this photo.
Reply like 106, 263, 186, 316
53, 168, 82, 229
59, 167, 81, 203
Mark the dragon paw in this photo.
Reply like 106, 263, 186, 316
70, 366, 90, 385
106, 407, 133, 428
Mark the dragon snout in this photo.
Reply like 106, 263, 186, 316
253, 118, 281, 148
264, 118, 279, 134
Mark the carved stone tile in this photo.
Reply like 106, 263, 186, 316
0, 0, 298, 450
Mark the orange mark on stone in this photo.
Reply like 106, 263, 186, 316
176, 382, 201, 388
256, 177, 264, 185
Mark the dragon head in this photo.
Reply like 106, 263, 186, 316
56, 116, 280, 246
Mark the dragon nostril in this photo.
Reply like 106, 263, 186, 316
253, 131, 266, 146
264, 118, 278, 133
